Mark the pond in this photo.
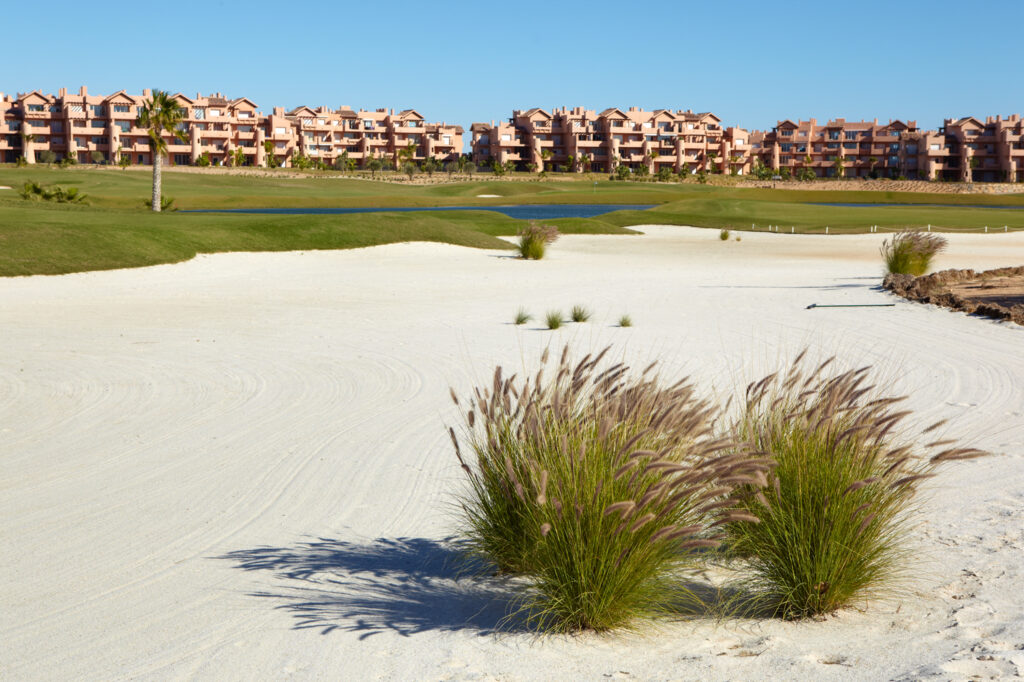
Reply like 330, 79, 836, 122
182, 204, 655, 220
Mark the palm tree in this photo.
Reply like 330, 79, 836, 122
540, 148, 552, 174
136, 90, 187, 212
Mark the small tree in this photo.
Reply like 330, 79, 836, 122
491, 159, 506, 176
579, 153, 592, 173
615, 164, 631, 181
90, 151, 105, 165
366, 155, 383, 179
566, 154, 576, 172
291, 150, 313, 170
696, 169, 708, 184
421, 156, 439, 177
656, 166, 673, 182
503, 159, 516, 175
398, 142, 416, 167
869, 156, 878, 178
706, 150, 719, 173
402, 160, 417, 180
465, 161, 476, 178
540, 148, 552, 175
38, 150, 57, 165
263, 140, 280, 168
835, 155, 845, 179
195, 151, 211, 167
117, 147, 131, 170
526, 162, 537, 173
231, 147, 247, 167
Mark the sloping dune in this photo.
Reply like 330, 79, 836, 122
1, 226, 1022, 680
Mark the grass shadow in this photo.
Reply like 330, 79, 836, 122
220, 536, 526, 639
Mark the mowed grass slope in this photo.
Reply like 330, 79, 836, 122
1, 167, 1022, 276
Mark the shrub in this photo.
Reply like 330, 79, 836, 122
618, 314, 632, 327
570, 305, 591, 323
719, 229, 730, 241
449, 347, 767, 631
517, 221, 560, 260
545, 311, 563, 330
38, 150, 57, 165
141, 196, 176, 211
726, 351, 987, 619
880, 230, 948, 276
735, 235, 742, 242
90, 151, 105, 165
20, 181, 88, 204
514, 308, 532, 325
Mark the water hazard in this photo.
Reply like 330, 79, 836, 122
183, 204, 655, 220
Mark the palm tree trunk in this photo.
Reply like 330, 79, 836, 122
151, 151, 162, 212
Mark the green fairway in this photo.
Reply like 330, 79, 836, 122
0, 166, 1021, 276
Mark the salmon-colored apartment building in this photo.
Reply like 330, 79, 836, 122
471, 107, 751, 176
750, 115, 1024, 182
0, 87, 463, 168
472, 108, 1023, 182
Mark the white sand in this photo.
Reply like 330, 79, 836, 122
2, 226, 1022, 681
475, 194, 501, 198
0, 185, 12, 190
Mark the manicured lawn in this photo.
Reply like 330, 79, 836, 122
0, 166, 1021, 276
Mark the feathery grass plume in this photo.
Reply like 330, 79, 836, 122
726, 351, 987, 619
514, 308, 532, 325
618, 314, 633, 328
545, 311, 563, 330
517, 221, 560, 260
880, 230, 948, 276
719, 229, 730, 241
570, 305, 592, 323
449, 346, 768, 632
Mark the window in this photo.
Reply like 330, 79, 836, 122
91, 120, 106, 128
798, 131, 807, 137
70, 104, 83, 113
781, 143, 792, 152
116, 121, 130, 132
500, 134, 511, 141
407, 121, 417, 127
34, 135, 48, 143
317, 119, 325, 125
930, 143, 940, 150
797, 144, 806, 153
238, 125, 252, 133
735, 138, 745, 145
688, 123, 695, 129
829, 131, 840, 140
780, 129, 793, 137
442, 135, 451, 145
113, 104, 131, 113
275, 127, 287, 135
27, 104, 44, 112
91, 136, 104, 144
51, 122, 63, 132
238, 111, 252, 118
363, 119, 373, 128
843, 142, 857, 150
210, 109, 221, 117
845, 132, 858, 140
194, 108, 205, 120
90, 105, 105, 116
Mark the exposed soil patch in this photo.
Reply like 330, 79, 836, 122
883, 266, 1024, 325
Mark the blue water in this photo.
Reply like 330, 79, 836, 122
183, 204, 654, 220
814, 202, 1024, 210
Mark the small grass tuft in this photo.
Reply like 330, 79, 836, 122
517, 221, 560, 260
719, 229, 730, 241
618, 314, 632, 327
726, 351, 987, 619
570, 305, 592, 323
880, 230, 947, 276
514, 308, 532, 325
545, 311, 563, 330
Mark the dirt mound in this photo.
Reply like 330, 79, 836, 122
883, 266, 1024, 325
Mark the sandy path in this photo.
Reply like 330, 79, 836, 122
1, 227, 1022, 680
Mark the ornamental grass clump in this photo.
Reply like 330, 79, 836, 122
449, 346, 768, 632
570, 305, 592, 323
517, 221, 560, 260
881, 230, 948, 276
726, 351, 987, 619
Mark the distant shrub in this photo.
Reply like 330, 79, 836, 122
517, 221, 559, 260
514, 308, 532, 325
38, 150, 57, 165
726, 352, 987, 618
449, 347, 766, 631
735, 235, 742, 242
20, 181, 88, 204
141, 196, 176, 211
719, 229, 730, 241
618, 314, 632, 327
544, 310, 563, 330
90, 151, 105, 165
881, 230, 947, 276
569, 305, 591, 323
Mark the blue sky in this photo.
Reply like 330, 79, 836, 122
5, 0, 1022, 138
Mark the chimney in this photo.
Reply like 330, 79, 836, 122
143, 88, 152, 98
79, 86, 87, 96
58, 87, 67, 98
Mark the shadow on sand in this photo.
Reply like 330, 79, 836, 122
219, 536, 524, 639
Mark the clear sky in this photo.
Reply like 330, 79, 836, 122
5, 0, 1022, 141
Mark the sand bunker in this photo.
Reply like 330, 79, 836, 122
0, 185, 12, 190
2, 226, 1023, 680
475, 193, 501, 197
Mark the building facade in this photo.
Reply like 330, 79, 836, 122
0, 87, 463, 168
749, 115, 1024, 182
470, 107, 751, 176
